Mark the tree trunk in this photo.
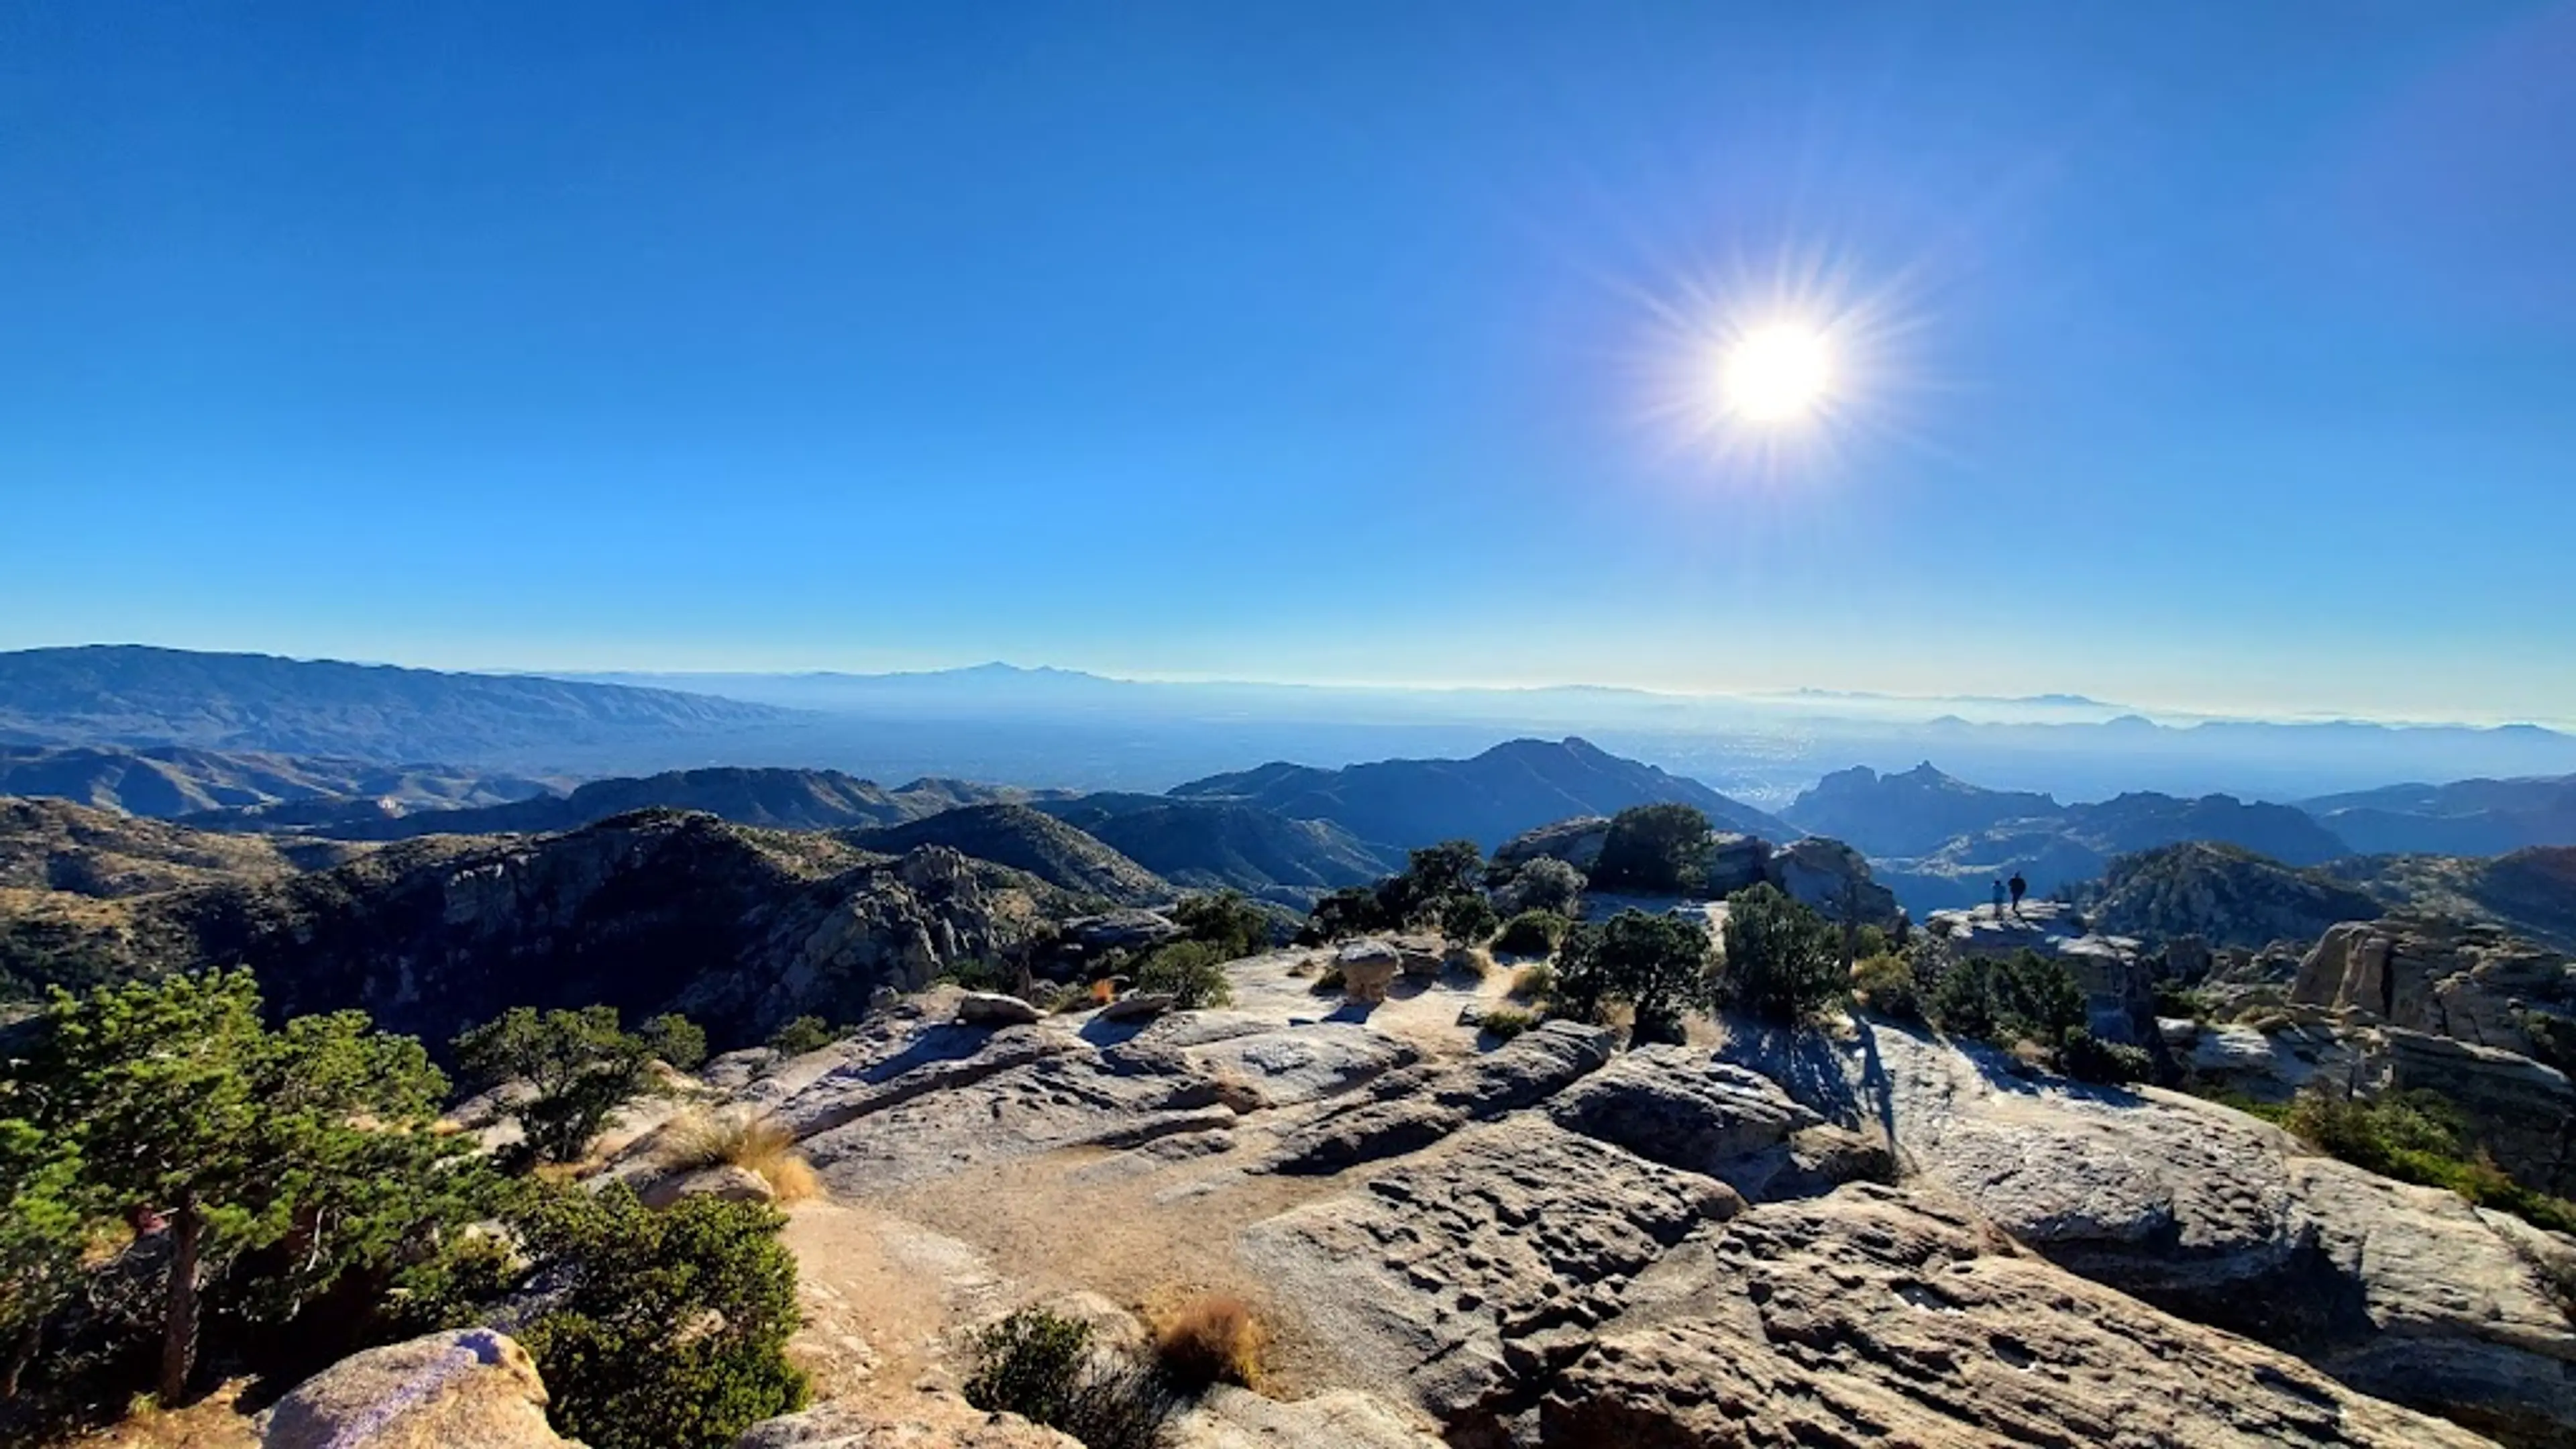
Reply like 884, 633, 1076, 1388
157, 1196, 203, 1405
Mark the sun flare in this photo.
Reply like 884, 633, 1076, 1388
1721, 323, 1833, 424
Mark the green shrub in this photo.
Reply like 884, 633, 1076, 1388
1719, 884, 1843, 1024
1493, 910, 1570, 959
936, 958, 1016, 994
1850, 952, 1920, 1021
2153, 982, 2212, 1020
513, 1183, 808, 1449
455, 1006, 663, 1166
1305, 886, 1393, 943
2059, 1029, 2151, 1085
1479, 1007, 1536, 1042
1589, 804, 1713, 895
1927, 951, 2084, 1047
1439, 894, 1501, 948
1499, 858, 1585, 917
2277, 1085, 2576, 1234
765, 1015, 837, 1058
965, 1307, 1179, 1449
1557, 910, 1713, 1044
639, 1013, 707, 1071
1134, 940, 1234, 1010
1173, 892, 1271, 960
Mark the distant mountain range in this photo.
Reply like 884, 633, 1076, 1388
2303, 775, 2576, 857
184, 765, 1044, 841
0, 743, 555, 817
1781, 761, 2576, 913
0, 645, 789, 770
1171, 737, 1790, 851
11, 645, 2576, 801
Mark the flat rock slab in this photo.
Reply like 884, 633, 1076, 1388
1721, 1017, 2576, 1443
1544, 1184, 2494, 1449
1241, 1119, 1737, 1430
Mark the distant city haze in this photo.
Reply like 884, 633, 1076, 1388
5, 4, 2571, 720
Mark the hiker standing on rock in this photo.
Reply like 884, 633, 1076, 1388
2008, 871, 2028, 916
1992, 879, 2006, 916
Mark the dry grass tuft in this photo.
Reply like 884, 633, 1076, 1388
655, 1108, 820, 1202
1148, 1292, 1264, 1392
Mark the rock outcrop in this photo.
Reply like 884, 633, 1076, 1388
1721, 1018, 2576, 1446
1921, 900, 2158, 1043
645, 949, 2561, 1448
260, 1329, 574, 1449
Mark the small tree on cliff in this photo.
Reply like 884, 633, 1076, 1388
25, 969, 466, 1403
455, 1006, 674, 1165
1591, 804, 1713, 896
1719, 883, 1844, 1024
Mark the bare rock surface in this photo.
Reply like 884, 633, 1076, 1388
1720, 1018, 2576, 1444
659, 950, 2567, 1448
259, 1329, 575, 1449
1544, 1184, 2493, 1448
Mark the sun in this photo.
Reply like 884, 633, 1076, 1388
1721, 323, 1833, 424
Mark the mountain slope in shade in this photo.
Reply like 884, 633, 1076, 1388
1036, 794, 1395, 902
197, 767, 1045, 841
1791, 761, 2354, 914
2328, 845, 2576, 955
0, 645, 787, 766
1169, 737, 1788, 851
850, 803, 1167, 905
0, 807, 1075, 1049
2076, 842, 2390, 950
0, 743, 553, 818
2304, 775, 2576, 856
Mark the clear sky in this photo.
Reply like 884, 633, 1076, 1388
5, 3, 2571, 723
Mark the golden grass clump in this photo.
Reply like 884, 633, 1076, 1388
1148, 1292, 1265, 1392
656, 1108, 820, 1202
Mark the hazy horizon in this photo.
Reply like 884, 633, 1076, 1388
8, 4, 2573, 722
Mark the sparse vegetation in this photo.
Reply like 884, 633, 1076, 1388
1556, 908, 1713, 1044
1134, 939, 1234, 1009
1927, 950, 2147, 1085
1440, 893, 1501, 948
766, 1014, 838, 1058
1173, 890, 1272, 959
2281, 1087, 2576, 1234
640, 1012, 708, 1071
655, 1109, 819, 1202
1493, 909, 1570, 958
1719, 883, 1843, 1024
1589, 804, 1713, 896
1150, 1293, 1263, 1392
1509, 961, 1558, 1003
455, 1006, 684, 1166
1850, 951, 1921, 1021
1497, 857, 1585, 917
1479, 1006, 1536, 1041
965, 1306, 1180, 1449
1927, 950, 2082, 1048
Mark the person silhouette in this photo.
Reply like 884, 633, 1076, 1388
2008, 871, 2028, 916
1991, 879, 2006, 916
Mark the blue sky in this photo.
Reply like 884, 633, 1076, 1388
5, 2, 2571, 723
